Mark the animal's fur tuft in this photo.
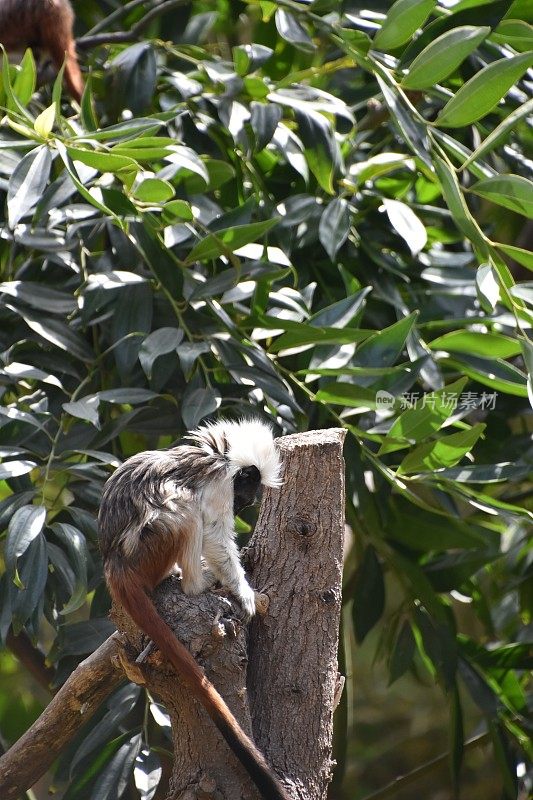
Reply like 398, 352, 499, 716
188, 419, 282, 488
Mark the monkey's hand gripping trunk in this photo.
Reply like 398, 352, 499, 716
106, 561, 291, 800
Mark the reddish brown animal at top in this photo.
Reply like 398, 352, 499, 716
0, 0, 83, 101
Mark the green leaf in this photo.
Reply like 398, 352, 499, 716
458, 657, 498, 715
63, 396, 100, 428
161, 200, 193, 224
460, 97, 533, 169
7, 146, 52, 228
314, 383, 383, 409
80, 76, 98, 131
436, 51, 533, 127
70, 686, 141, 775
429, 331, 521, 358
353, 313, 418, 368
374, 0, 437, 50
348, 153, 414, 184
34, 103, 56, 138
12, 534, 48, 628
0, 281, 77, 314
270, 325, 370, 354
65, 146, 138, 175
180, 158, 232, 194
398, 423, 486, 474
433, 156, 487, 251
401, 0, 516, 65
130, 222, 182, 298
98, 388, 158, 405
294, 107, 341, 194
319, 198, 350, 261
13, 49, 36, 105
496, 241, 533, 271
185, 219, 280, 263
5, 303, 94, 361
491, 19, 533, 51
233, 43, 273, 76
181, 387, 220, 430
108, 42, 156, 117
0, 460, 36, 480
470, 174, 533, 218
476, 263, 500, 311
403, 26, 489, 89
382, 199, 427, 255
386, 501, 491, 550
309, 289, 370, 329
424, 551, 499, 592
444, 354, 527, 397
5, 505, 46, 575
54, 618, 115, 658
134, 748, 162, 800
50, 523, 89, 616
250, 102, 282, 151
352, 546, 385, 643
275, 9, 315, 52
90, 732, 142, 800
139, 328, 183, 379
375, 76, 432, 167
431, 462, 529, 483
489, 722, 518, 799
132, 179, 175, 203
415, 608, 457, 688
388, 621, 416, 684
379, 377, 468, 454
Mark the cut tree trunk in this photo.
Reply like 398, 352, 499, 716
101, 428, 347, 800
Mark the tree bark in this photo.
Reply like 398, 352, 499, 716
246, 429, 347, 800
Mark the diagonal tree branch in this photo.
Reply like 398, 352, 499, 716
0, 634, 123, 800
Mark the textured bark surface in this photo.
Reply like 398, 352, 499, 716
112, 581, 261, 800
113, 428, 346, 800
245, 429, 346, 800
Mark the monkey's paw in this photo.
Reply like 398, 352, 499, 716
237, 583, 257, 619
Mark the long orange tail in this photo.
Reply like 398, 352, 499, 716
107, 564, 290, 800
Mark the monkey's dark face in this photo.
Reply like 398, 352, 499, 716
233, 465, 261, 514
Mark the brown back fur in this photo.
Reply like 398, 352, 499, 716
0, 0, 83, 100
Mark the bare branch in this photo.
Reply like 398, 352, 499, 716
77, 0, 190, 50
0, 634, 123, 800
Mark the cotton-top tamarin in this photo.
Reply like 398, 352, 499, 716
98, 419, 290, 800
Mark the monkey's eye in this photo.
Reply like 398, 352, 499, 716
237, 465, 260, 482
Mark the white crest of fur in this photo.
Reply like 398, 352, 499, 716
189, 418, 282, 488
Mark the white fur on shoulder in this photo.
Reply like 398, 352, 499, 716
188, 418, 282, 487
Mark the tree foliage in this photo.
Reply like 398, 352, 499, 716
0, 0, 532, 798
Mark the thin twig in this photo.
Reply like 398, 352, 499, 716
77, 0, 190, 49
84, 0, 152, 36
360, 731, 491, 800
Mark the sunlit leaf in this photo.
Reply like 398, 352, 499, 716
402, 26, 489, 89
436, 52, 533, 127
374, 0, 436, 50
